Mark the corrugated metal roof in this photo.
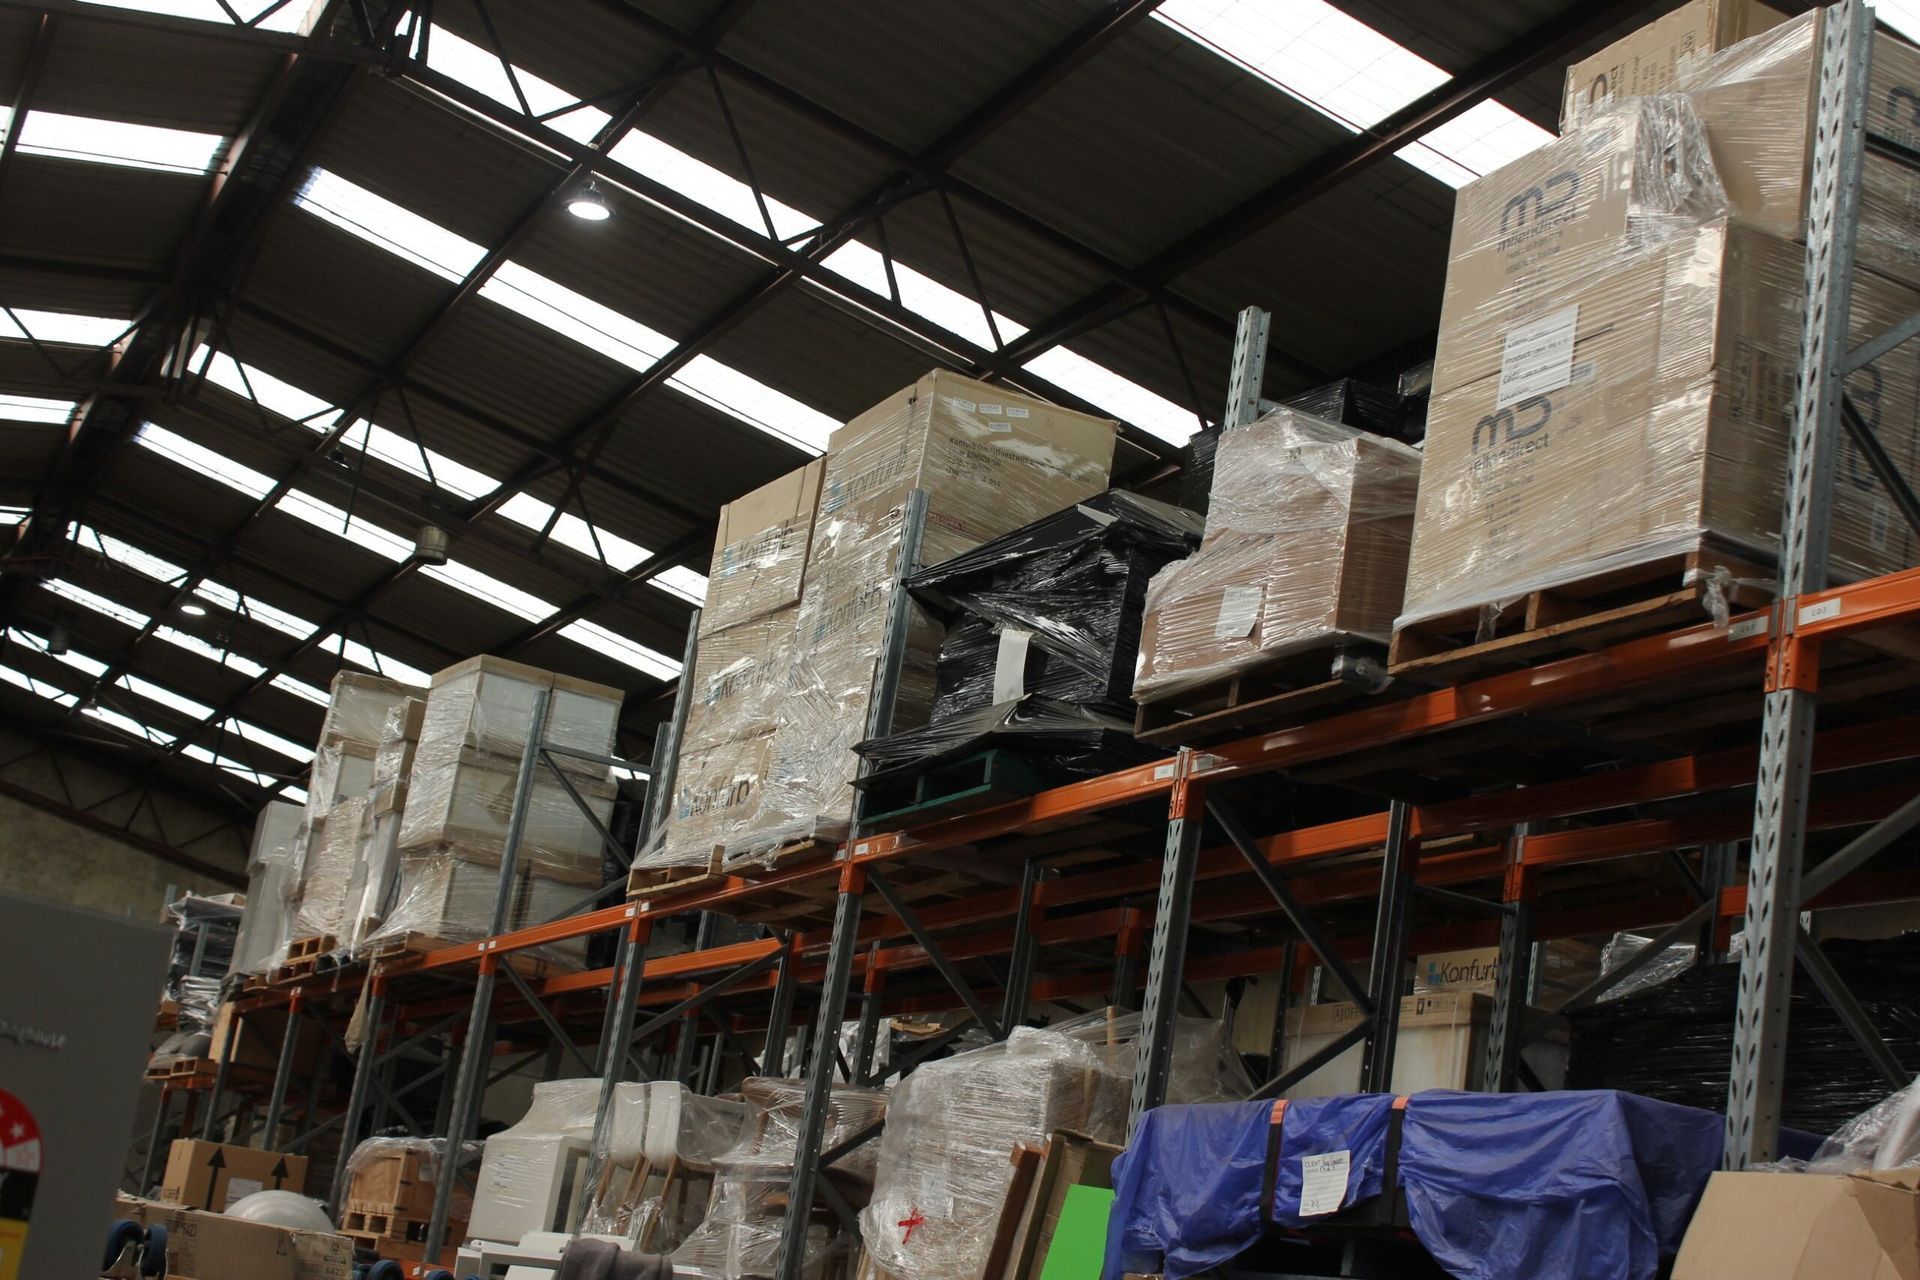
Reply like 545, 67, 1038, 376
3, 0, 1643, 813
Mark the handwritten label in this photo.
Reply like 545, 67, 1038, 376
1298, 1151, 1350, 1217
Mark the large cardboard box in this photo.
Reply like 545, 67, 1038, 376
207, 1003, 321, 1077
1680, 11, 1920, 290
681, 606, 797, 747
318, 670, 425, 751
646, 730, 774, 870
740, 372, 1116, 855
1560, 0, 1788, 129
397, 754, 615, 884
1415, 939, 1604, 1011
1404, 220, 1920, 628
420, 654, 623, 772
114, 1194, 351, 1280
158, 1140, 308, 1214
1670, 1169, 1920, 1278
703, 459, 825, 635
1133, 413, 1421, 701
1279, 992, 1568, 1099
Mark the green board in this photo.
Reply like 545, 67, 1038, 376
1037, 1183, 1116, 1280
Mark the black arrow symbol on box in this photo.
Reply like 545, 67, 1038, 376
204, 1148, 226, 1211
270, 1157, 289, 1190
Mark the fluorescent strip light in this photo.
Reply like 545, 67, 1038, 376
0, 393, 77, 424
13, 110, 226, 174
1151, 0, 1553, 186
0, 309, 129, 347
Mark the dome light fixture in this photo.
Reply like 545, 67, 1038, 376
567, 179, 611, 222
180, 602, 208, 617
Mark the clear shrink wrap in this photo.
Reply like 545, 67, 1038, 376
580, 1083, 752, 1249
336, 701, 425, 956
735, 371, 1116, 866
364, 855, 587, 966
399, 656, 622, 885
343, 1136, 480, 1223
1559, 0, 1788, 130
288, 797, 366, 943
1133, 412, 1421, 702
673, 1078, 888, 1280
305, 744, 375, 819
859, 1010, 1249, 1280
319, 671, 425, 751
1676, 10, 1920, 291
469, 1079, 601, 1245
231, 800, 303, 977
1403, 215, 1920, 632
701, 459, 825, 636
1766, 1076, 1920, 1174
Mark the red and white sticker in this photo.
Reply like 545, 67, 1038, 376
0, 1088, 42, 1280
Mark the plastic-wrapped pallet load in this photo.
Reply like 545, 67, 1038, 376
728, 372, 1117, 868
337, 699, 424, 956
674, 1078, 888, 1280
288, 795, 366, 943
860, 1011, 1249, 1280
1133, 411, 1422, 701
468, 1079, 602, 1245
305, 672, 424, 815
341, 1136, 479, 1245
1558, 0, 1787, 128
579, 1082, 752, 1250
1399, 95, 1920, 635
230, 800, 303, 977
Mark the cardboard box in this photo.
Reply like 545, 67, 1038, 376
680, 606, 797, 746
1404, 220, 1920, 628
1279, 992, 1568, 1099
207, 1004, 321, 1077
421, 654, 623, 772
158, 1141, 308, 1214
1560, 0, 1788, 129
318, 670, 425, 751
1415, 939, 1604, 1011
1681, 10, 1920, 290
1133, 414, 1421, 701
703, 458, 826, 635
646, 730, 774, 870
114, 1194, 351, 1280
1670, 1169, 1920, 1278
397, 753, 615, 884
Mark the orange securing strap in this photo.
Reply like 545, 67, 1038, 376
1392, 1095, 1410, 1111
1270, 1098, 1288, 1126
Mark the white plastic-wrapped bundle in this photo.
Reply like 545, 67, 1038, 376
469, 1079, 601, 1245
319, 671, 426, 749
1133, 412, 1421, 702
288, 796, 366, 943
857, 1010, 1248, 1280
580, 1082, 752, 1248
730, 371, 1117, 868
673, 1078, 888, 1280
230, 800, 303, 977
362, 857, 587, 967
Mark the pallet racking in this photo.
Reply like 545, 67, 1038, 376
135, 4, 1920, 1273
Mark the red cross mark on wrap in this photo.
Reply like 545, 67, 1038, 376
899, 1209, 926, 1244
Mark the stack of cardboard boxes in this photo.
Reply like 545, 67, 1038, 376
635, 371, 1117, 878
1399, 2, 1920, 636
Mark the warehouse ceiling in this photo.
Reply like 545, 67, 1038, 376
0, 0, 1831, 823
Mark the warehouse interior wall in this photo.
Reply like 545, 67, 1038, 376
0, 724, 251, 919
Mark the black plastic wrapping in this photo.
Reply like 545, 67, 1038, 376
853, 697, 1158, 776
1279, 377, 1418, 441
1564, 934, 1920, 1135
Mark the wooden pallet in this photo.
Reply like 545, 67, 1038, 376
341, 1222, 467, 1262
364, 930, 579, 978
268, 934, 342, 983
1387, 545, 1774, 680
627, 847, 726, 899
1133, 635, 1392, 748
143, 1056, 271, 1089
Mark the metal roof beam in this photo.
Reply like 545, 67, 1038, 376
970, 0, 1669, 378
0, 12, 56, 207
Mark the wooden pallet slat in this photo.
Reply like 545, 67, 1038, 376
1133, 634, 1392, 748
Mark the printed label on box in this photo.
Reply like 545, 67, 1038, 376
979, 403, 1004, 415
1299, 1150, 1350, 1217
224, 1177, 263, 1210
1497, 304, 1579, 408
989, 421, 1013, 433
1214, 585, 1262, 639
1008, 406, 1030, 418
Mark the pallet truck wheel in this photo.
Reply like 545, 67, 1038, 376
366, 1260, 406, 1280
102, 1219, 143, 1271
139, 1223, 168, 1277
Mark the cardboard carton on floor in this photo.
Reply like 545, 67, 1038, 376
1671, 1169, 1920, 1278
113, 1194, 351, 1280
159, 1140, 308, 1214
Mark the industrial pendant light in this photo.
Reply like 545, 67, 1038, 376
567, 179, 611, 222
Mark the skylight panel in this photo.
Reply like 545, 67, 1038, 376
136, 422, 275, 498
155, 625, 267, 678
608, 131, 817, 242
295, 168, 487, 283
420, 22, 612, 145
180, 742, 279, 787
71, 523, 188, 585
119, 672, 213, 720
0, 662, 77, 708
42, 579, 150, 629
1883, 6, 1920, 44
275, 491, 412, 560
194, 348, 342, 427
422, 558, 552, 622
1151, 0, 1553, 186
0, 506, 27, 527
672, 356, 839, 455
655, 565, 708, 607
223, 717, 314, 763
349, 419, 496, 499
0, 308, 129, 347
283, 784, 310, 803
319, 634, 432, 686
559, 619, 679, 680
0, 393, 76, 424
497, 493, 649, 570
197, 582, 314, 641
272, 674, 331, 706
1023, 347, 1199, 445
84, 703, 174, 745
482, 262, 673, 372
822, 242, 1027, 354
77, 1, 309, 33
11, 110, 226, 174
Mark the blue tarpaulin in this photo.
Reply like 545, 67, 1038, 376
1104, 1090, 1724, 1280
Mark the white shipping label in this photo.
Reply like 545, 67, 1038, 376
979, 402, 1004, 415
1008, 406, 1030, 418
1214, 585, 1262, 639
955, 398, 978, 412
988, 421, 1014, 433
223, 1177, 264, 1210
993, 629, 1033, 705
1496, 304, 1579, 408
1298, 1150, 1350, 1217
